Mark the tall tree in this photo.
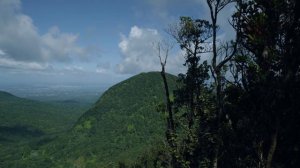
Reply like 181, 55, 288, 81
206, 0, 237, 167
161, 16, 214, 167
171, 17, 213, 168
155, 41, 179, 167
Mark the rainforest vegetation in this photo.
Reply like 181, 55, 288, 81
0, 0, 299, 167
152, 0, 300, 167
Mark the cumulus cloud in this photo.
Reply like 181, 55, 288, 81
117, 26, 185, 75
0, 56, 49, 71
116, 26, 161, 74
41, 26, 86, 62
0, 0, 87, 68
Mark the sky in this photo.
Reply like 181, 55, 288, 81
0, 0, 235, 87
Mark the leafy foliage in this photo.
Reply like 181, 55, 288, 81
157, 0, 300, 167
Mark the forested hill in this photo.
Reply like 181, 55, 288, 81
39, 72, 178, 167
0, 90, 84, 134
75, 71, 177, 132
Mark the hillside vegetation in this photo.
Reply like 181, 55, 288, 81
0, 91, 91, 167
0, 91, 88, 134
49, 72, 177, 167
0, 72, 178, 167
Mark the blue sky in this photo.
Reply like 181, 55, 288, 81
0, 0, 235, 86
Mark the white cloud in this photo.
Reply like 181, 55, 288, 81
41, 26, 86, 62
130, 26, 143, 38
117, 26, 185, 75
116, 26, 161, 74
0, 0, 87, 67
0, 56, 48, 71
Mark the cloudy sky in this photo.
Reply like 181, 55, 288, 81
0, 0, 235, 87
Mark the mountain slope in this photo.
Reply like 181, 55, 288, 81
75, 71, 177, 132
0, 91, 17, 100
0, 91, 88, 138
0, 91, 91, 168
44, 72, 178, 167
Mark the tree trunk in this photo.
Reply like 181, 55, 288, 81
160, 67, 174, 131
266, 124, 279, 168
160, 66, 178, 167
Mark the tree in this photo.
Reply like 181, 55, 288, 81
206, 0, 237, 167
169, 16, 213, 130
170, 17, 213, 167
158, 17, 214, 167
161, 1, 238, 166
229, 0, 300, 167
155, 41, 179, 167
156, 0, 300, 167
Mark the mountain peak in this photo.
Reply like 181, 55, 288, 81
68, 71, 177, 165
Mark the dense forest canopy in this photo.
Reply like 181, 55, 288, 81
155, 0, 300, 167
0, 0, 299, 167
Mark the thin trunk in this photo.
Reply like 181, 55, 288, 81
160, 66, 178, 167
266, 124, 279, 168
210, 5, 220, 168
216, 72, 223, 120
161, 67, 175, 131
157, 41, 178, 167
213, 71, 223, 168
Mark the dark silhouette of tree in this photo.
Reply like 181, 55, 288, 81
228, 0, 300, 167
155, 41, 180, 167
156, 0, 300, 167
163, 16, 217, 167
206, 1, 238, 167
171, 17, 213, 168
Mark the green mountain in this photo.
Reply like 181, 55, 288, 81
0, 90, 91, 167
0, 72, 177, 167
38, 72, 177, 167
0, 91, 88, 135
